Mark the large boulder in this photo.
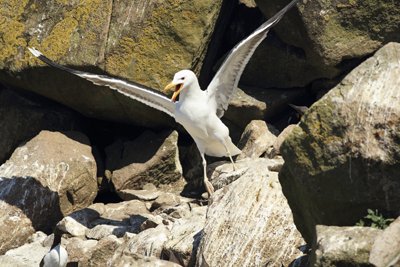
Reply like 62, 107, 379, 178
280, 43, 400, 242
0, 231, 50, 266
369, 216, 400, 267
0, 87, 78, 163
0, 130, 97, 253
106, 130, 182, 191
0, 0, 223, 128
310, 225, 381, 267
250, 0, 400, 88
196, 158, 305, 267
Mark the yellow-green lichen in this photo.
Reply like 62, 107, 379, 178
105, 0, 222, 89
0, 0, 29, 70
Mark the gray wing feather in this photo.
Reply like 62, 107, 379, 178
206, 0, 299, 118
28, 48, 175, 118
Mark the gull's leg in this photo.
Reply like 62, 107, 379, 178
200, 152, 214, 197
222, 141, 236, 171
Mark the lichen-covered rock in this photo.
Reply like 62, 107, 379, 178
0, 130, 97, 253
196, 158, 305, 267
311, 225, 381, 267
108, 130, 182, 191
0, 87, 78, 164
0, 0, 223, 128
280, 43, 400, 243
369, 216, 400, 267
252, 0, 400, 88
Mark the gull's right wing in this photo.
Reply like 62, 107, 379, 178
28, 48, 175, 118
206, 0, 300, 118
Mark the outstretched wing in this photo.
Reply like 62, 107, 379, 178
206, 0, 299, 117
28, 48, 175, 117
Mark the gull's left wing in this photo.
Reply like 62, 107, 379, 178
28, 48, 175, 117
206, 0, 300, 118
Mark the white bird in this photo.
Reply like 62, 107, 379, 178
28, 0, 299, 196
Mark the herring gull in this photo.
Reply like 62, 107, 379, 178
28, 0, 299, 196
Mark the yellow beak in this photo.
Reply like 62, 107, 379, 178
164, 82, 183, 102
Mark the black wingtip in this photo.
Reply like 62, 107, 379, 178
28, 47, 81, 75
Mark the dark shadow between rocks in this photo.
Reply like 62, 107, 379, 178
0, 176, 63, 233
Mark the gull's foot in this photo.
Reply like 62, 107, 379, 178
232, 162, 237, 171
204, 179, 215, 198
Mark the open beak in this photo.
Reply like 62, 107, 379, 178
164, 82, 183, 102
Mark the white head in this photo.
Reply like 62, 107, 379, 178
164, 70, 198, 102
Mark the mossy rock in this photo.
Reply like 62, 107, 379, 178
279, 43, 400, 243
251, 0, 400, 88
0, 0, 223, 127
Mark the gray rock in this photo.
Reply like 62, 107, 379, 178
0, 88, 78, 163
111, 254, 182, 267
126, 225, 170, 258
57, 216, 88, 237
108, 131, 182, 191
196, 158, 305, 267
268, 124, 297, 158
369, 216, 400, 267
237, 120, 277, 160
164, 206, 207, 266
64, 237, 98, 265
88, 235, 123, 267
118, 188, 160, 201
253, 0, 400, 88
151, 192, 185, 211
280, 42, 400, 243
0, 233, 49, 267
311, 225, 381, 267
86, 224, 134, 240
208, 160, 249, 191
1, 0, 223, 128
0, 130, 97, 253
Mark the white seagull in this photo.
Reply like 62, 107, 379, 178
28, 0, 299, 196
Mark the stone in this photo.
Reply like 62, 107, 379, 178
88, 235, 123, 267
1, 0, 223, 128
164, 206, 207, 266
280, 43, 400, 243
86, 224, 134, 240
151, 192, 184, 211
108, 130, 182, 191
125, 225, 170, 258
0, 130, 97, 253
268, 124, 297, 158
0, 88, 78, 163
369, 216, 400, 267
310, 225, 381, 267
57, 216, 88, 237
64, 237, 98, 265
253, 0, 400, 88
237, 120, 277, 160
0, 232, 49, 267
117, 188, 160, 201
207, 160, 249, 191
111, 254, 182, 267
196, 158, 305, 267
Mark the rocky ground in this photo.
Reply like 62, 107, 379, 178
0, 0, 400, 266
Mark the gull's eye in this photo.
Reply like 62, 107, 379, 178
180, 77, 185, 80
